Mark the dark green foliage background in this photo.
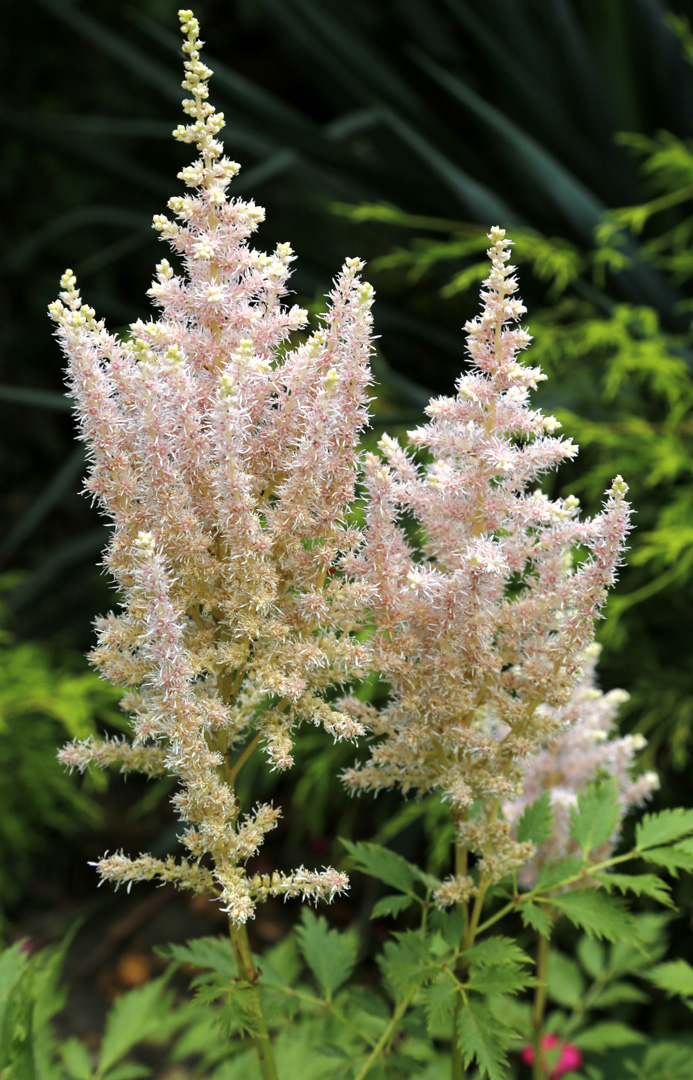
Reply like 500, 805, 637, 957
3, 0, 693, 1057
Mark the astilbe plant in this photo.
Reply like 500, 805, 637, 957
44, 10, 693, 1080
345, 227, 632, 911
49, 11, 375, 1071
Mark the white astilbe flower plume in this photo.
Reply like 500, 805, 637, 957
503, 644, 659, 889
49, 10, 373, 924
344, 228, 632, 891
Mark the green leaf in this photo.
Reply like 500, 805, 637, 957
296, 910, 357, 1000
0, 942, 30, 1052
379, 930, 435, 999
371, 894, 414, 919
464, 936, 533, 969
156, 937, 236, 983
218, 982, 267, 1040
60, 1039, 93, 1080
600, 871, 673, 907
643, 838, 693, 876
595, 982, 648, 1007
572, 1021, 646, 1051
101, 1066, 151, 1080
534, 857, 583, 894
648, 959, 693, 999
637, 1041, 693, 1080
550, 889, 633, 942
466, 964, 536, 997
260, 936, 301, 988
609, 913, 671, 979
457, 998, 518, 1080
422, 976, 458, 1032
570, 778, 621, 857
636, 808, 693, 851
576, 936, 605, 979
547, 951, 585, 1008
97, 976, 173, 1075
341, 839, 422, 895
464, 937, 535, 996
430, 906, 465, 949
516, 792, 554, 847
519, 901, 553, 937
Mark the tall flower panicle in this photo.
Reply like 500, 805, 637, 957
504, 644, 659, 889
49, 10, 373, 924
344, 228, 632, 894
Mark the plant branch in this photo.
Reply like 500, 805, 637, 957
532, 929, 551, 1080
353, 990, 416, 1080
228, 920, 279, 1080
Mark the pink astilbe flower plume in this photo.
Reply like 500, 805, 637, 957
344, 228, 632, 898
49, 11, 372, 924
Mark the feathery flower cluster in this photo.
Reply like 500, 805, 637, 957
50, 7, 639, 930
503, 644, 659, 888
49, 11, 375, 924
343, 228, 632, 889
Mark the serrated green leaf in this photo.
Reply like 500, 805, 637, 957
341, 839, 420, 894
371, 894, 414, 919
422, 976, 458, 1032
570, 778, 621, 857
519, 901, 553, 937
464, 937, 535, 996
155, 937, 236, 984
216, 982, 265, 1040
643, 839, 693, 876
576, 936, 605, 979
609, 913, 671, 979
379, 930, 435, 999
551, 889, 633, 942
648, 959, 693, 999
516, 792, 554, 846
457, 998, 517, 1080
636, 808, 693, 851
98, 976, 173, 1074
430, 906, 465, 949
467, 964, 536, 997
534, 857, 583, 894
296, 910, 357, 1000
600, 871, 673, 907
547, 951, 585, 1008
572, 1020, 646, 1051
464, 936, 533, 969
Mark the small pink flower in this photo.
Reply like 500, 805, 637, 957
520, 1034, 583, 1078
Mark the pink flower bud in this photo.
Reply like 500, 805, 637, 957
520, 1034, 583, 1078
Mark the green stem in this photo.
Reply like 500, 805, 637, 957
353, 991, 416, 1080
474, 849, 638, 939
563, 967, 611, 1038
229, 920, 279, 1080
451, 995, 464, 1080
228, 731, 262, 786
462, 882, 488, 952
532, 931, 551, 1080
